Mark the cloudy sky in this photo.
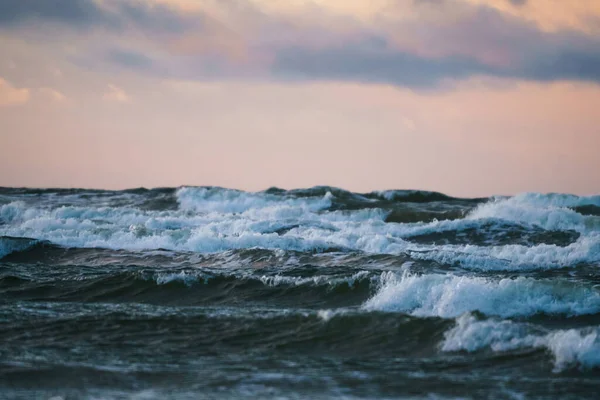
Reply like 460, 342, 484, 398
1, 0, 599, 196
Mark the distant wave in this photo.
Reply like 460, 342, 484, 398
1, 187, 598, 272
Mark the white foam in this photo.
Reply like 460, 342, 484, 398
442, 313, 600, 371
315, 308, 360, 322
317, 309, 337, 322
155, 271, 201, 286
441, 314, 539, 353
0, 198, 390, 256
545, 329, 600, 371
0, 201, 31, 223
363, 272, 600, 318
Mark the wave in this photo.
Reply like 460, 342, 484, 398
0, 236, 39, 259
0, 187, 178, 212
467, 193, 600, 233
442, 314, 600, 371
363, 272, 600, 318
1, 186, 481, 217
153, 269, 372, 290
573, 205, 600, 217
176, 186, 333, 214
1, 301, 455, 366
407, 233, 600, 271
267, 186, 479, 204
369, 190, 468, 203
403, 220, 580, 246
0, 266, 376, 308
1, 190, 599, 271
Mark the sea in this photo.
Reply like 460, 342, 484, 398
1, 186, 599, 399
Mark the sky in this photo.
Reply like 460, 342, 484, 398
0, 0, 599, 197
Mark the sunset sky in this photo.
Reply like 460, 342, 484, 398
1, 0, 599, 196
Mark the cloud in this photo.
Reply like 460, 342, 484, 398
2, 0, 600, 89
271, 40, 498, 88
0, 78, 30, 106
39, 88, 67, 102
401, 116, 416, 131
0, 0, 199, 34
103, 84, 130, 103
521, 48, 600, 82
0, 0, 116, 29
270, 3, 600, 87
107, 48, 154, 69
117, 1, 199, 34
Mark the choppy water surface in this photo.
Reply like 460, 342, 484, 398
1, 186, 599, 399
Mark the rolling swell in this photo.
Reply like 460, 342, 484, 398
0, 263, 376, 308
0, 302, 451, 359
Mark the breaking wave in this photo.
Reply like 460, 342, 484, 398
442, 313, 600, 371
363, 271, 600, 318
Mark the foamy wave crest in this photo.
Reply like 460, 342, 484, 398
363, 272, 600, 318
176, 187, 332, 214
408, 234, 600, 271
507, 193, 600, 208
258, 270, 371, 288
154, 269, 372, 286
0, 201, 359, 254
467, 193, 600, 232
1, 201, 34, 224
155, 271, 203, 286
442, 314, 600, 371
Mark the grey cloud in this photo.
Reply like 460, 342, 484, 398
272, 40, 500, 88
522, 50, 600, 82
271, 44, 600, 89
271, 5, 600, 87
271, 41, 600, 89
118, 2, 200, 34
0, 0, 198, 33
0, 0, 115, 28
3, 0, 600, 88
508, 0, 528, 6
107, 49, 154, 69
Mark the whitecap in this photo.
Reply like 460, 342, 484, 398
442, 313, 600, 371
363, 272, 600, 318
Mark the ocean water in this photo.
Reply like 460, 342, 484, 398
1, 186, 599, 399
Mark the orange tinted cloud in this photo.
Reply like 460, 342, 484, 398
0, 78, 29, 106
464, 0, 600, 34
